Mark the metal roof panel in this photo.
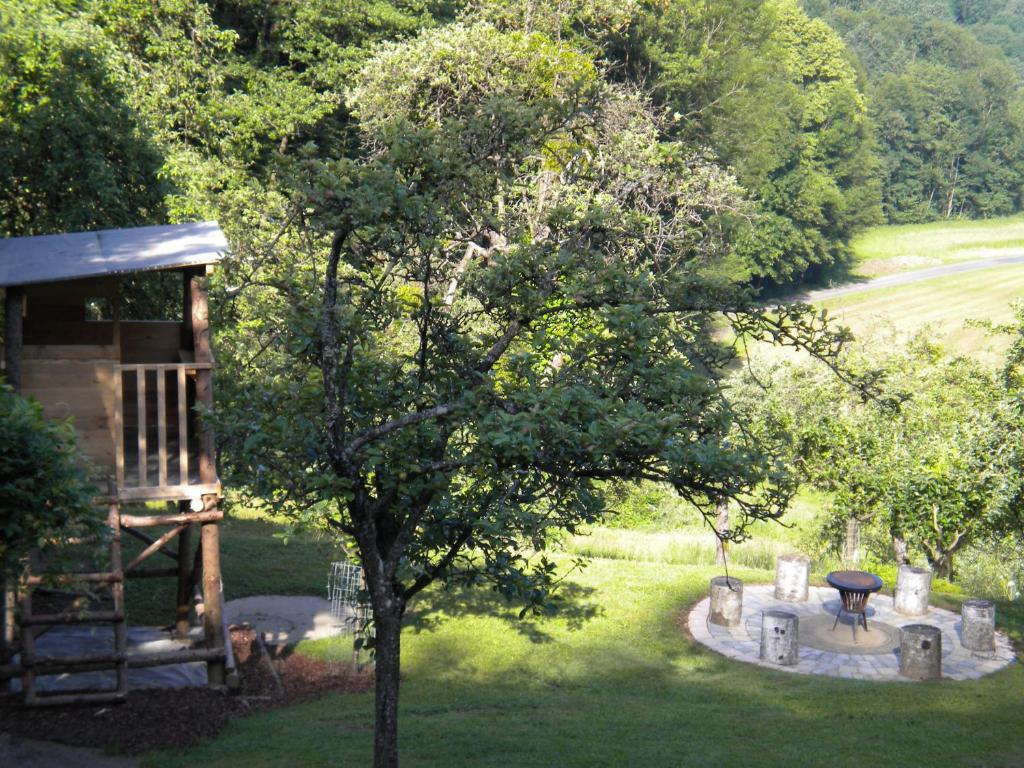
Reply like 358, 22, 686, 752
0, 222, 228, 287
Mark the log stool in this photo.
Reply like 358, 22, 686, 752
708, 576, 743, 627
774, 554, 810, 602
760, 610, 799, 666
894, 565, 932, 616
961, 599, 996, 652
899, 624, 942, 680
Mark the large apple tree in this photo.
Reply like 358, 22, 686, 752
214, 24, 857, 768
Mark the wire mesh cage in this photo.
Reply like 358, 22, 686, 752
327, 561, 370, 639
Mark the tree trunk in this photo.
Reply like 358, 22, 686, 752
373, 606, 403, 768
930, 551, 954, 581
714, 499, 729, 566
945, 156, 960, 219
843, 517, 860, 568
891, 534, 909, 566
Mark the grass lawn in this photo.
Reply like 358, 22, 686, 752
818, 264, 1024, 360
851, 214, 1024, 278
140, 533, 1024, 768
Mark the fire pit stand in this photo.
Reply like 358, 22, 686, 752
826, 570, 883, 643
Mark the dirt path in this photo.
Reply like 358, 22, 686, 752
799, 250, 1024, 302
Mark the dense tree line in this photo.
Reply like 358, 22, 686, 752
6, 1, 1024, 279
0, 0, 880, 287
803, 0, 1024, 222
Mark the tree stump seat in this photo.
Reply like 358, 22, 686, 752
708, 576, 743, 627
760, 609, 799, 666
899, 624, 942, 680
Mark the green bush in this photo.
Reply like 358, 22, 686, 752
954, 537, 1024, 601
600, 481, 696, 530
0, 384, 98, 577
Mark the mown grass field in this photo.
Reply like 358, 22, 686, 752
141, 520, 1024, 768
818, 264, 1024, 359
851, 214, 1024, 277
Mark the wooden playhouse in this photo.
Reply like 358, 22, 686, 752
0, 221, 233, 705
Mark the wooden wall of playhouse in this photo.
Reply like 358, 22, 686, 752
5, 272, 197, 477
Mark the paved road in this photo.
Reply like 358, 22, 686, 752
799, 250, 1024, 303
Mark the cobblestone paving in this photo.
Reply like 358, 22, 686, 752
688, 584, 1016, 681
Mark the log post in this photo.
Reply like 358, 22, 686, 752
201, 498, 225, 686
759, 610, 799, 666
191, 271, 225, 686
1, 584, 15, 693
774, 554, 810, 602
708, 576, 743, 627
894, 565, 932, 617
899, 624, 942, 680
190, 271, 215, 482
961, 599, 995, 652
1, 286, 23, 690
107, 502, 127, 696
175, 512, 193, 638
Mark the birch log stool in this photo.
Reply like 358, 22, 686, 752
894, 565, 932, 616
760, 610, 799, 666
899, 624, 942, 680
774, 554, 810, 602
708, 576, 743, 627
961, 599, 996, 652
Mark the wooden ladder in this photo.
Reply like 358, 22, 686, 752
19, 502, 128, 706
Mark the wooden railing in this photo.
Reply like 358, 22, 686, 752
113, 362, 219, 501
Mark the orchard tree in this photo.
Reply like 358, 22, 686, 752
757, 333, 1024, 576
215, 25, 858, 767
469, 0, 883, 286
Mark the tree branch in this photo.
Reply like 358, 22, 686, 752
321, 222, 351, 465
402, 526, 474, 602
343, 404, 458, 459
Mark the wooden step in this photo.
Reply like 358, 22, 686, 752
20, 610, 124, 627
23, 571, 122, 586
23, 651, 127, 672
24, 689, 127, 707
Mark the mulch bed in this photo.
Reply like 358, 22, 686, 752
0, 628, 374, 755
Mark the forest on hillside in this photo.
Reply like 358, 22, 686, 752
2, 0, 1022, 288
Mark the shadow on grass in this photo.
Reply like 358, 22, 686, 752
405, 580, 603, 644
148, 577, 1024, 768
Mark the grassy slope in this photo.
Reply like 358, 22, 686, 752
563, 492, 825, 571
851, 214, 1024, 278
143, 546, 1024, 768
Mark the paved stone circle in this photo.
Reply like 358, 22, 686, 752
688, 583, 1016, 681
